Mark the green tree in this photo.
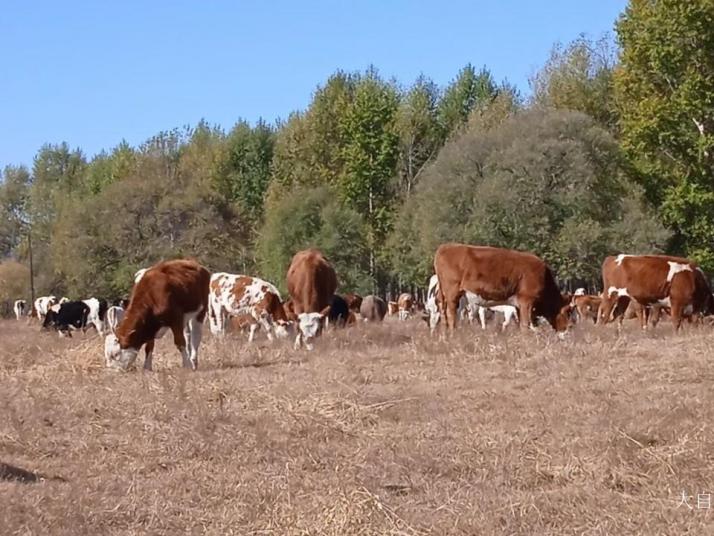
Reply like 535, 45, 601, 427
396, 76, 442, 197
0, 165, 31, 257
615, 0, 714, 268
438, 64, 497, 139
390, 108, 669, 286
213, 119, 275, 226
531, 34, 618, 131
338, 72, 400, 284
256, 187, 371, 294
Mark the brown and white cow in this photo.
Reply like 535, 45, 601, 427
571, 289, 602, 324
104, 259, 210, 371
208, 272, 291, 341
286, 249, 336, 350
598, 254, 713, 331
434, 243, 571, 333
397, 293, 414, 321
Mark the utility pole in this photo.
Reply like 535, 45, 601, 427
28, 228, 35, 305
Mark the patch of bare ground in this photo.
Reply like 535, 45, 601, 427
1, 317, 714, 534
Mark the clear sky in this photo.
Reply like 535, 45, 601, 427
1, 0, 626, 170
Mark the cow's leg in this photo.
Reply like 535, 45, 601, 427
502, 309, 514, 330
293, 332, 302, 350
670, 302, 684, 332
144, 339, 155, 371
478, 307, 487, 330
518, 301, 534, 329
170, 322, 191, 368
597, 294, 615, 325
187, 318, 202, 370
634, 303, 648, 330
445, 295, 460, 331
257, 314, 274, 342
248, 322, 260, 343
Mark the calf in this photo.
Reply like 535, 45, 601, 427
286, 249, 336, 350
326, 294, 350, 328
43, 301, 90, 337
104, 259, 210, 371
344, 293, 363, 313
13, 299, 26, 320
397, 293, 414, 321
208, 272, 291, 341
387, 301, 398, 316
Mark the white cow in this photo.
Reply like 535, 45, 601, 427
13, 299, 26, 320
34, 296, 57, 324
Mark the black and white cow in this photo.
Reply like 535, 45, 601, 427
43, 301, 90, 337
82, 298, 109, 334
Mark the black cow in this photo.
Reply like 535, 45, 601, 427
43, 301, 90, 337
327, 294, 350, 328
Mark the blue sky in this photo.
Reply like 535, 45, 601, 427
0, 0, 626, 170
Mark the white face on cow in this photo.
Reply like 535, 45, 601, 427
274, 320, 293, 339
298, 312, 325, 350
104, 334, 139, 370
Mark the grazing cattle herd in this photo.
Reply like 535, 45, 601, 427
9, 243, 714, 371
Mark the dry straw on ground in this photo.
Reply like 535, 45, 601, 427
1, 317, 714, 534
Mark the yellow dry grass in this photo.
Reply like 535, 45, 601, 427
1, 317, 714, 535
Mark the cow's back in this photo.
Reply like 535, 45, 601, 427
435, 243, 547, 299
360, 295, 387, 321
124, 259, 210, 331
286, 249, 337, 314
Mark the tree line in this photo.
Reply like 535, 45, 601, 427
0, 0, 712, 306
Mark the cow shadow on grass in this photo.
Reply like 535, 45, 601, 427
0, 461, 67, 484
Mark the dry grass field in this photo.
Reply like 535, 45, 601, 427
2, 316, 714, 535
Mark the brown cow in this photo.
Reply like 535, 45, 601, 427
397, 293, 414, 321
360, 295, 387, 321
286, 249, 337, 350
343, 293, 363, 313
598, 254, 713, 331
104, 259, 210, 371
387, 301, 398, 316
434, 243, 571, 332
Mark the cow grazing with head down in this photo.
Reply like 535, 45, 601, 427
104, 259, 210, 371
13, 300, 26, 320
598, 254, 713, 331
208, 272, 291, 342
43, 301, 90, 337
286, 249, 336, 350
434, 243, 571, 333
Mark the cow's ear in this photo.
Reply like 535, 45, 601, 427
319, 305, 331, 318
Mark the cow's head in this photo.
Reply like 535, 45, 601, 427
551, 294, 574, 333
104, 333, 138, 370
297, 305, 330, 350
274, 319, 294, 339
